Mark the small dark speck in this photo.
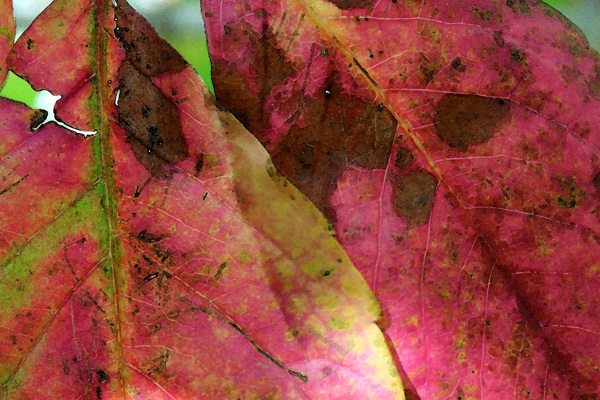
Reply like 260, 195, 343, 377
324, 88, 332, 99
377, 103, 384, 111
143, 272, 158, 282
96, 369, 110, 383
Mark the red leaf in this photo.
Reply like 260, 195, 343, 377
202, 0, 600, 398
0, 1, 402, 398
0, 0, 14, 87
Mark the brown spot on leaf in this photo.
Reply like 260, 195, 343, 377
509, 45, 528, 65
394, 147, 415, 169
28, 109, 47, 131
451, 57, 467, 73
493, 31, 505, 47
136, 229, 162, 243
472, 7, 493, 21
554, 175, 584, 209
114, 2, 187, 77
96, 369, 109, 383
326, 0, 376, 10
419, 53, 437, 83
117, 61, 188, 176
593, 172, 600, 191
434, 94, 510, 151
212, 24, 296, 138
214, 262, 227, 281
390, 171, 438, 226
506, 0, 530, 14
194, 153, 205, 175
271, 71, 397, 222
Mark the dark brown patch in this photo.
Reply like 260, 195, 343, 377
26, 38, 34, 50
394, 147, 415, 169
493, 31, 505, 47
594, 172, 600, 191
271, 71, 397, 222
211, 23, 296, 138
506, 0, 530, 14
326, 0, 376, 10
96, 369, 109, 383
136, 229, 162, 243
143, 272, 158, 282
554, 175, 584, 209
0, 174, 29, 196
419, 53, 437, 83
434, 94, 510, 151
451, 57, 467, 73
194, 153, 205, 175
472, 7, 493, 21
29, 109, 48, 131
114, 2, 187, 77
117, 61, 188, 176
390, 171, 438, 226
214, 262, 227, 281
509, 45, 527, 65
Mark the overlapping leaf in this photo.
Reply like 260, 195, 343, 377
0, 1, 403, 398
202, 0, 600, 398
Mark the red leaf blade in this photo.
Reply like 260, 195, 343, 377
202, 0, 600, 397
0, 1, 402, 398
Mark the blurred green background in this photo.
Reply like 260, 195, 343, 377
1, 0, 599, 108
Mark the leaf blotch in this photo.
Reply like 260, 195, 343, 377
509, 45, 528, 65
390, 171, 438, 226
195, 153, 205, 175
28, 109, 47, 131
434, 94, 510, 151
451, 57, 467, 73
114, 3, 187, 76
136, 229, 162, 243
506, 0, 530, 14
212, 24, 295, 135
326, 0, 376, 10
96, 369, 109, 383
116, 62, 188, 176
272, 72, 397, 222
394, 147, 415, 169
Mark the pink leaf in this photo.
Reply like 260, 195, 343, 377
0, 1, 402, 398
202, 0, 600, 397
0, 0, 14, 87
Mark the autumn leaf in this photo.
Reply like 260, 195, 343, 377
0, 0, 403, 398
202, 0, 600, 398
0, 0, 14, 87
